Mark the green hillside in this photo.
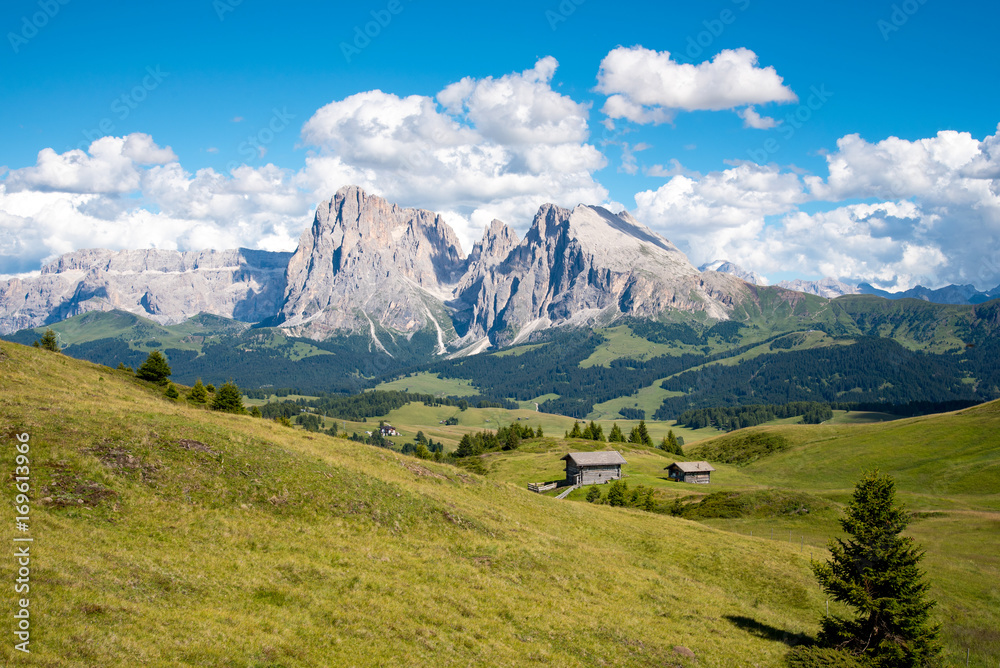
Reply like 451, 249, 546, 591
3, 340, 843, 667
475, 405, 1000, 665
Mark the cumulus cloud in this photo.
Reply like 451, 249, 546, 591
0, 135, 311, 272
596, 46, 797, 124
633, 126, 1000, 290
633, 162, 807, 265
738, 107, 780, 130
5, 134, 176, 195
300, 57, 608, 249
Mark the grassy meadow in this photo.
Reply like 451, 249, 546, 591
1, 340, 848, 667
475, 406, 1000, 666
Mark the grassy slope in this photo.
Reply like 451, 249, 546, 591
1, 341, 831, 667
375, 372, 481, 397
477, 405, 1000, 665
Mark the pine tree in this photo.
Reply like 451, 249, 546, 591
456, 434, 476, 458
164, 383, 180, 399
636, 420, 652, 446
187, 379, 209, 404
811, 470, 941, 667
206, 383, 216, 393
605, 480, 628, 507
569, 422, 583, 438
249, 406, 262, 418
536, 425, 543, 438
665, 429, 682, 455
136, 350, 171, 385
211, 381, 246, 414
38, 329, 60, 352
628, 426, 641, 444
586, 486, 602, 503
608, 423, 625, 443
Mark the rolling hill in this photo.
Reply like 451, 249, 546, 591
1, 340, 839, 667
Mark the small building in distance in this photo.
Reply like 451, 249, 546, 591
380, 424, 400, 437
665, 461, 716, 484
562, 451, 627, 486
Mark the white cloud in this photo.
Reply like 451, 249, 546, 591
633, 162, 807, 265
300, 58, 609, 250
632, 126, 1000, 290
5, 134, 175, 195
738, 107, 780, 130
596, 46, 797, 124
0, 135, 311, 273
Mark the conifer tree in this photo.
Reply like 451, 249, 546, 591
136, 350, 171, 384
164, 383, 180, 399
811, 470, 941, 667
636, 420, 652, 446
586, 485, 602, 503
187, 379, 209, 404
456, 434, 476, 458
38, 329, 60, 352
569, 422, 583, 438
250, 406, 262, 418
536, 425, 543, 438
211, 381, 246, 414
605, 480, 628, 507
608, 423, 625, 443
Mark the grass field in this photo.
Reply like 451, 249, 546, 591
474, 405, 1000, 665
376, 372, 481, 397
1, 340, 855, 667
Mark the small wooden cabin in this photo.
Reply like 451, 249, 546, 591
562, 451, 627, 486
665, 461, 715, 484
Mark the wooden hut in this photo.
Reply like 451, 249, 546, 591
665, 461, 715, 484
562, 451, 627, 486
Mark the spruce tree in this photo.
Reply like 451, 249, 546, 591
136, 350, 171, 384
605, 480, 628, 507
569, 422, 583, 438
811, 470, 941, 667
187, 379, 209, 404
38, 329, 60, 352
456, 434, 475, 458
211, 381, 246, 414
636, 420, 652, 446
164, 383, 180, 399
608, 423, 625, 443
586, 485, 602, 503
536, 425, 543, 438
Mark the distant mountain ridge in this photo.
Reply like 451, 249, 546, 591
3, 186, 997, 350
0, 186, 752, 348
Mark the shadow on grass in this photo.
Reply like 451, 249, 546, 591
724, 615, 813, 647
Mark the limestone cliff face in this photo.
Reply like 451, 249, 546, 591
0, 186, 752, 351
0, 248, 290, 334
450, 203, 746, 346
277, 186, 467, 340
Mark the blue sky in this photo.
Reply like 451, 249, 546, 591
2, 0, 999, 289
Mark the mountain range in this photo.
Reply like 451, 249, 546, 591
702, 261, 1000, 304
1, 186, 755, 349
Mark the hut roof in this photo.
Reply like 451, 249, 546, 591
562, 451, 627, 467
667, 461, 716, 473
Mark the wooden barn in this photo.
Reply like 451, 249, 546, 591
562, 451, 627, 486
665, 461, 716, 484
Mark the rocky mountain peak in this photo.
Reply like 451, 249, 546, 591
279, 186, 467, 339
468, 219, 519, 267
